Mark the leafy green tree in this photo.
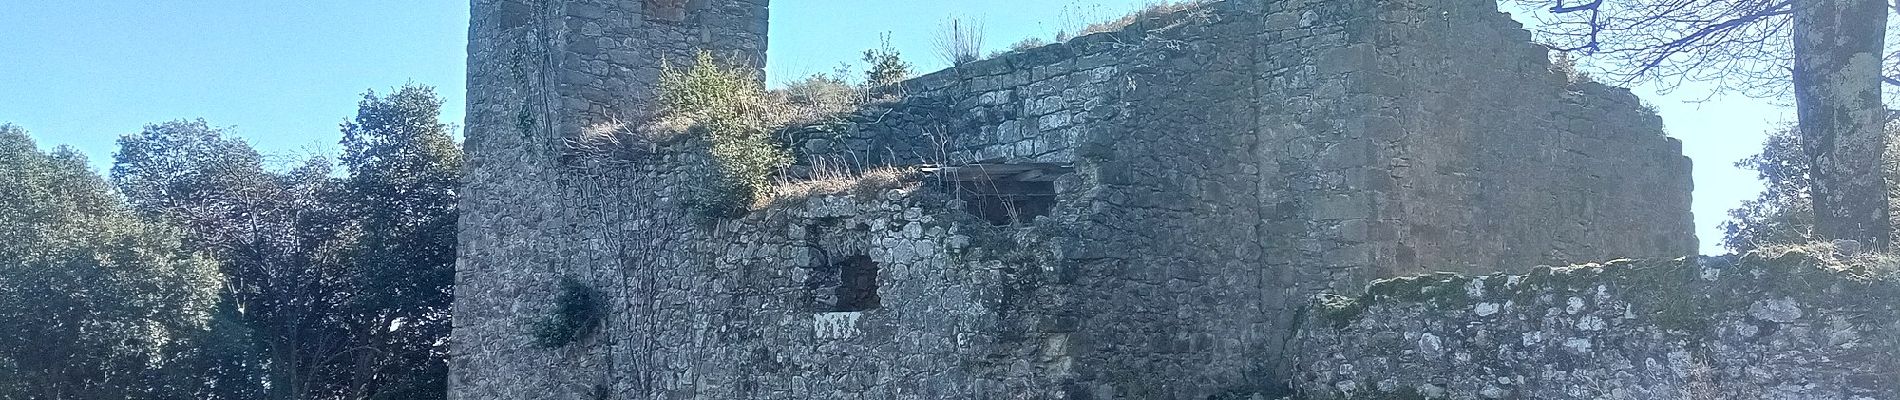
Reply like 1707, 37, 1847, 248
1723, 127, 1818, 251
113, 120, 357, 400
152, 300, 270, 400
333, 84, 461, 399
1722, 125, 1900, 252
0, 124, 222, 399
110, 85, 462, 400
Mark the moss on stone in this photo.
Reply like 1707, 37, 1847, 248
1364, 272, 1475, 307
1313, 293, 1367, 329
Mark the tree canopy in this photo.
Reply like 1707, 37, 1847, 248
0, 83, 465, 399
0, 125, 224, 399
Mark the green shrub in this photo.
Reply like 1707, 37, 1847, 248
530, 278, 602, 348
861, 35, 913, 88
658, 52, 794, 218
781, 74, 857, 110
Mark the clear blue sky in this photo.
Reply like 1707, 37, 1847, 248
0, 1, 1781, 255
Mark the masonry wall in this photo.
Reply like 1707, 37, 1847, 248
453, 0, 770, 398
1294, 252, 1900, 399
787, 2, 1366, 396
458, 1, 1081, 397
624, 190, 1075, 399
773, 4, 1282, 396
456, 0, 1702, 398
1353, 0, 1697, 278
1053, 4, 1283, 397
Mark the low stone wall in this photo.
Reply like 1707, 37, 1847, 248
1293, 251, 1900, 399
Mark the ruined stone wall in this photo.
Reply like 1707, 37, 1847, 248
459, 1, 1079, 397
775, 4, 1293, 396
456, 0, 1702, 398
623, 188, 1074, 399
779, 29, 1127, 169
1052, 4, 1280, 397
454, 0, 768, 398
1358, 0, 1697, 276
778, 0, 1696, 394
1294, 253, 1900, 399
790, 2, 1369, 396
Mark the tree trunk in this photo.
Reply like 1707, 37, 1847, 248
1792, 0, 1892, 251
350, 348, 374, 400
349, 325, 382, 400
267, 341, 294, 400
267, 332, 306, 400
267, 324, 311, 400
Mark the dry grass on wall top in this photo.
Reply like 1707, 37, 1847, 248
564, 51, 903, 218
1058, 0, 1209, 41
563, 115, 696, 167
763, 163, 921, 209
565, 62, 871, 169
983, 1, 1210, 61
1754, 241, 1900, 278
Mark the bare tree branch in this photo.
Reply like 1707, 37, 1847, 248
1551, 0, 1604, 13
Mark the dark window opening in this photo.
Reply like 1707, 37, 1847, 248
923, 163, 1069, 226
956, 180, 1057, 225
808, 252, 881, 312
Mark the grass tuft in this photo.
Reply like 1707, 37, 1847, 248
763, 162, 920, 209
1067, 1, 1208, 39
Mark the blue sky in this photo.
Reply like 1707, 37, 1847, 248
0, 1, 1782, 255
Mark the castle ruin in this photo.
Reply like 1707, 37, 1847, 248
452, 0, 1900, 398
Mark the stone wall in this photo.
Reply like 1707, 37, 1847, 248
453, 0, 770, 398
454, 0, 1701, 398
778, 25, 1132, 170
776, 0, 1696, 393
788, 2, 1373, 395
607, 187, 1074, 399
1357, 0, 1697, 277
1294, 252, 1900, 399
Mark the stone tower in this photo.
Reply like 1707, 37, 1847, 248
454, 0, 1697, 398
454, 0, 768, 398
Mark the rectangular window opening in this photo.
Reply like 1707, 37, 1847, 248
923, 163, 1070, 226
808, 250, 881, 312
956, 180, 1057, 226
